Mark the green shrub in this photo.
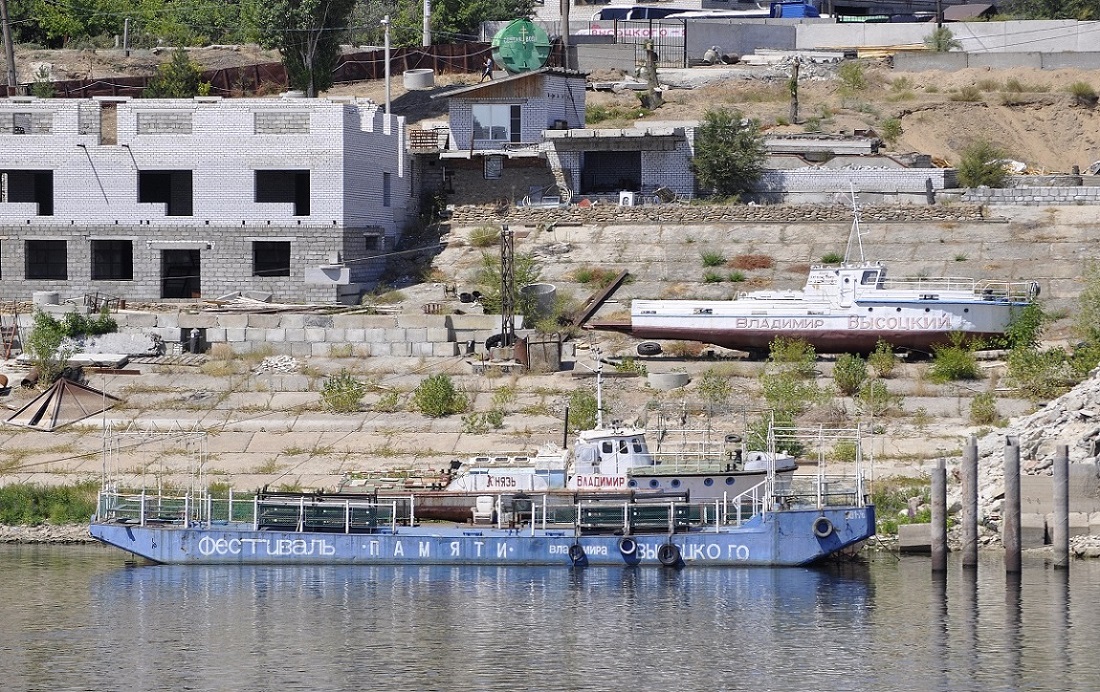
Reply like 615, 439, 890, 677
462, 409, 505, 433
923, 26, 961, 52
855, 380, 904, 416
413, 374, 467, 417
868, 340, 897, 378
957, 139, 1009, 188
1069, 81, 1098, 107
701, 250, 726, 267
703, 270, 725, 284
615, 358, 647, 376
950, 86, 983, 102
728, 270, 746, 283
821, 251, 844, 264
320, 371, 366, 412
0, 481, 99, 525
929, 336, 981, 382
567, 388, 599, 432
833, 353, 868, 396
969, 392, 1001, 425
837, 61, 867, 92
833, 439, 859, 462
767, 337, 817, 379
879, 118, 902, 145
469, 226, 500, 248
697, 368, 733, 407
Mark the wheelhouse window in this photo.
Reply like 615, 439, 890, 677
253, 241, 291, 277
26, 240, 67, 280
91, 240, 134, 280
472, 104, 521, 142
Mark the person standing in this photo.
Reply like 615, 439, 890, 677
480, 56, 494, 82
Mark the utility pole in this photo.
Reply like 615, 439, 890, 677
422, 0, 431, 47
1, 0, 18, 94
382, 15, 391, 115
559, 0, 570, 70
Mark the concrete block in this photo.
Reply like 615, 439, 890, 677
332, 314, 368, 329
311, 342, 332, 357
384, 328, 407, 343
178, 313, 221, 329
370, 342, 391, 357
411, 342, 434, 357
1021, 513, 1048, 548
405, 328, 428, 343
205, 328, 227, 343
304, 327, 327, 342
361, 316, 399, 328
397, 314, 448, 329
324, 328, 346, 343
290, 342, 313, 358
224, 328, 246, 342
366, 328, 387, 343
285, 328, 306, 342
264, 328, 287, 343
244, 327, 267, 342
247, 314, 282, 328
344, 328, 366, 342
426, 327, 451, 343
897, 523, 931, 553
116, 312, 159, 328
154, 312, 180, 329
272, 314, 304, 329
434, 342, 460, 357
303, 315, 334, 328
216, 314, 249, 329
1070, 512, 1090, 538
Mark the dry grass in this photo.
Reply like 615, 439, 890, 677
728, 254, 776, 270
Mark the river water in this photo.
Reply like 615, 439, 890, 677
2, 545, 1096, 691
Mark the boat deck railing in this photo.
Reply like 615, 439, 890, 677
94, 472, 867, 537
883, 276, 1038, 301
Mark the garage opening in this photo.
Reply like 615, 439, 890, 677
161, 249, 201, 299
580, 151, 641, 194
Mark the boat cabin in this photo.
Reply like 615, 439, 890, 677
572, 427, 656, 477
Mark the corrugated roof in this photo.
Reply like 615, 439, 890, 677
431, 68, 588, 100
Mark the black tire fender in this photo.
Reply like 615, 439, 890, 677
618, 536, 637, 556
657, 542, 681, 567
813, 516, 835, 538
568, 543, 585, 564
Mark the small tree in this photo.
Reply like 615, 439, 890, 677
23, 311, 71, 387
567, 388, 599, 433
957, 140, 1010, 188
30, 65, 55, 98
691, 108, 766, 198
833, 353, 868, 396
320, 371, 366, 412
258, 0, 357, 97
144, 48, 205, 98
924, 26, 962, 52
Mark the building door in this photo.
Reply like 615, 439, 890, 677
161, 249, 201, 299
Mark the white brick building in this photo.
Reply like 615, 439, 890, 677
0, 95, 410, 304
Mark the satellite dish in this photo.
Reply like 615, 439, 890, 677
491, 19, 552, 74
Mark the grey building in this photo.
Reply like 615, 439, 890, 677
0, 95, 410, 305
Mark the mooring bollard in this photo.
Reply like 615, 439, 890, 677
1004, 436, 1021, 573
932, 457, 947, 572
962, 434, 978, 569
1053, 444, 1069, 569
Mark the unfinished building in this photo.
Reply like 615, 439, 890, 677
0, 95, 410, 304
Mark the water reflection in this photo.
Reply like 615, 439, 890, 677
3, 547, 1100, 691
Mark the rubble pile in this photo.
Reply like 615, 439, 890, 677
253, 355, 302, 374
960, 367, 1100, 520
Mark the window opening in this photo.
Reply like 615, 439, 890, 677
253, 241, 291, 277
91, 240, 134, 280
255, 170, 310, 216
138, 170, 193, 216
26, 240, 67, 280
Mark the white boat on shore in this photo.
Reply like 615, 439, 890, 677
595, 193, 1040, 356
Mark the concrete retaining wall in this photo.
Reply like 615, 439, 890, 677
962, 186, 1100, 206
895, 50, 1100, 72
799, 21, 1099, 54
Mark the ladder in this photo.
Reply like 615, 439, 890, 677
1, 302, 20, 359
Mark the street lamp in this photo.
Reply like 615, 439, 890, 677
381, 15, 391, 116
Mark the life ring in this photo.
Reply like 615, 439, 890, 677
813, 516, 834, 538
618, 536, 637, 556
657, 543, 681, 567
568, 543, 585, 564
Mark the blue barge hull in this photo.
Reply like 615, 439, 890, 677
89, 505, 874, 567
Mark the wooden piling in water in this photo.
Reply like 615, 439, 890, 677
962, 434, 978, 569
1053, 444, 1069, 569
932, 457, 947, 572
1004, 436, 1021, 573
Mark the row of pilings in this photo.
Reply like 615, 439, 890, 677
930, 435, 1071, 573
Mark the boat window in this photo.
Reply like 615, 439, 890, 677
704, 478, 714, 486
602, 441, 613, 454
631, 438, 643, 452
619, 440, 629, 453
861, 270, 879, 285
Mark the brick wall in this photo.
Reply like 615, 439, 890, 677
962, 186, 1100, 205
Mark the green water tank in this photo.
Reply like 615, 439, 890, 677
491, 19, 552, 74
